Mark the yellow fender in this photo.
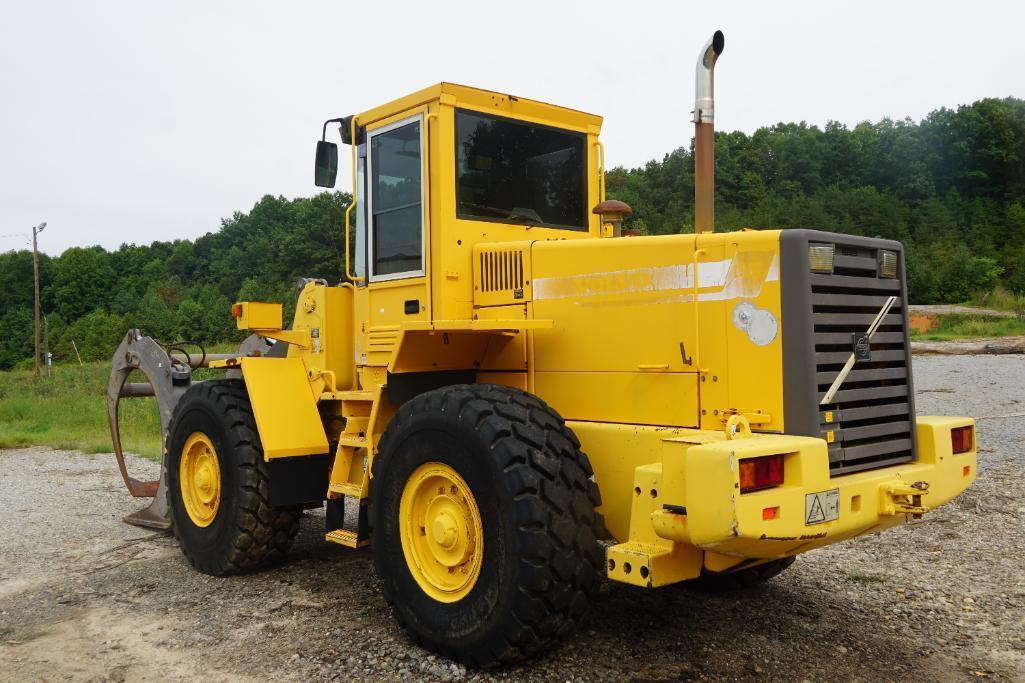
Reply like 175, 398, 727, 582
235, 357, 329, 459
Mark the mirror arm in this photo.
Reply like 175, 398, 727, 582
322, 117, 345, 142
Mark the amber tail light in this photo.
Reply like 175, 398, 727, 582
739, 454, 785, 493
951, 426, 974, 454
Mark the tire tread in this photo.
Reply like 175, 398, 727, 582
372, 383, 604, 668
167, 379, 300, 576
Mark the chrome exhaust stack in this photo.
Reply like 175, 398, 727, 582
694, 30, 724, 234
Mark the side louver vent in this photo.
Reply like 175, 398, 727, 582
473, 244, 532, 307
480, 250, 525, 293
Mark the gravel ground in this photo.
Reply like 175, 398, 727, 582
1, 355, 1023, 682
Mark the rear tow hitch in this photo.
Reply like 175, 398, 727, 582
880, 480, 930, 518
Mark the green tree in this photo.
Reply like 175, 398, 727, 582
51, 247, 115, 320
0, 307, 34, 369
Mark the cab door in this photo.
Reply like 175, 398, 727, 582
361, 112, 430, 366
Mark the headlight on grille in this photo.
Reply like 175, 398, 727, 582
808, 243, 835, 273
879, 250, 898, 278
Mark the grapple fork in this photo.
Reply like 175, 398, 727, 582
106, 330, 269, 529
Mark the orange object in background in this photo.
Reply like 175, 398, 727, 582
908, 313, 938, 333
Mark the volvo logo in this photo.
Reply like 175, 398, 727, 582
853, 333, 871, 361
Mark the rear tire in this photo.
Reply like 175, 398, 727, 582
166, 379, 301, 575
370, 383, 604, 668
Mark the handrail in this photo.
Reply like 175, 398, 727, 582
344, 115, 365, 283
424, 112, 438, 277
692, 248, 708, 375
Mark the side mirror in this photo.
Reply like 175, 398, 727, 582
314, 140, 338, 188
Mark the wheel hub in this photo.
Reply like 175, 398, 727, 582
179, 432, 221, 527
430, 511, 458, 550
399, 463, 483, 602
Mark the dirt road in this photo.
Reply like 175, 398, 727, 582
1, 355, 1023, 681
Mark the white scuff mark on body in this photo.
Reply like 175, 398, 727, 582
536, 250, 779, 304
766, 252, 779, 282
533, 261, 732, 301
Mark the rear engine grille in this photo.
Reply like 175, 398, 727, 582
810, 242, 915, 475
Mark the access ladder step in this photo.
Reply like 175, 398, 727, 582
328, 482, 364, 498
325, 528, 369, 549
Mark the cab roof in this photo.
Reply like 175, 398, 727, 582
356, 82, 603, 134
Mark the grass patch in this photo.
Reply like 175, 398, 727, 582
846, 573, 886, 584
0, 342, 241, 458
910, 314, 1025, 341
968, 286, 1025, 315
0, 361, 162, 459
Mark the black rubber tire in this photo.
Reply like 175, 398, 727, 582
166, 379, 301, 576
370, 383, 604, 668
689, 557, 796, 593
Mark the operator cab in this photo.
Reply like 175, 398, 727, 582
312, 83, 605, 330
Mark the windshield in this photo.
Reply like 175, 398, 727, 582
455, 109, 587, 231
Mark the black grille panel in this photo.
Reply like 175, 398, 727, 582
808, 241, 916, 475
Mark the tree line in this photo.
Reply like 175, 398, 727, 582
1, 96, 1023, 369
608, 96, 1025, 304
0, 192, 349, 369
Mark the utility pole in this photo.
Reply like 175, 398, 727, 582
32, 222, 46, 377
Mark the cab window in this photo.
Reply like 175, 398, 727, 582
369, 117, 423, 279
455, 109, 586, 230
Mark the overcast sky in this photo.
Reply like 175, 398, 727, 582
2, 1, 1023, 256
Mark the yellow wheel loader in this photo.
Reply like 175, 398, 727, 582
108, 31, 977, 667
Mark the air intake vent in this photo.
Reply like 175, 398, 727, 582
480, 250, 524, 293
781, 231, 917, 478
473, 244, 532, 307
811, 259, 913, 475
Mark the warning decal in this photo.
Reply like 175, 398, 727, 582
805, 488, 840, 525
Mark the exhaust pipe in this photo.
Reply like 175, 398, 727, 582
694, 30, 724, 234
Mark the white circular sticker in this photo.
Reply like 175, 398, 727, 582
732, 301, 778, 347
747, 308, 778, 346
732, 301, 755, 330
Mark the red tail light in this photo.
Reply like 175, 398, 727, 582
951, 426, 973, 454
739, 454, 785, 493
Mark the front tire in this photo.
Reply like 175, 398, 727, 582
166, 379, 301, 575
371, 384, 604, 668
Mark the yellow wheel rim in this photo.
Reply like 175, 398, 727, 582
399, 462, 483, 603
179, 432, 221, 527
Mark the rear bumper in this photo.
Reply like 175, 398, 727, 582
651, 415, 976, 560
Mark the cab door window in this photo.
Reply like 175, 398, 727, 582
368, 116, 424, 280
